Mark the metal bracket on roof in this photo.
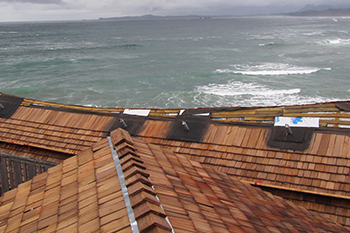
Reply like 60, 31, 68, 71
284, 124, 293, 136
119, 118, 128, 128
182, 121, 190, 131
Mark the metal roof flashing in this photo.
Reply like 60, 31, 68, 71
0, 94, 23, 118
267, 126, 315, 151
166, 114, 210, 142
267, 116, 319, 151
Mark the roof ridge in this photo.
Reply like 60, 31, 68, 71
110, 128, 173, 233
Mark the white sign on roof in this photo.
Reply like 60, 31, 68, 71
123, 109, 151, 117
274, 117, 320, 128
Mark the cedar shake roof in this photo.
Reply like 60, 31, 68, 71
140, 122, 350, 228
0, 105, 115, 155
0, 128, 347, 232
140, 122, 350, 195
1, 92, 350, 230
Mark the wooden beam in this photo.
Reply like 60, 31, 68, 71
244, 117, 275, 121
283, 113, 350, 118
13, 161, 22, 187
284, 103, 337, 109
320, 119, 350, 126
212, 108, 283, 118
241, 180, 350, 200
283, 107, 340, 114
0, 157, 9, 194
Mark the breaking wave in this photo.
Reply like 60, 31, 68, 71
215, 63, 326, 76
258, 42, 276, 47
195, 80, 340, 107
317, 38, 350, 46
197, 81, 300, 97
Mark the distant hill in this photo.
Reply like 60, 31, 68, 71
288, 8, 350, 16
296, 4, 332, 12
98, 14, 211, 21
286, 4, 350, 16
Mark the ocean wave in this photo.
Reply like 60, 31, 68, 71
317, 38, 350, 46
0, 31, 18, 34
326, 39, 342, 44
196, 81, 300, 97
143, 36, 205, 42
178, 37, 204, 41
302, 31, 325, 36
116, 44, 142, 48
152, 87, 344, 109
194, 80, 343, 107
34, 42, 141, 52
258, 42, 276, 47
215, 63, 325, 76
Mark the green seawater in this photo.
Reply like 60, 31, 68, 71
0, 16, 350, 108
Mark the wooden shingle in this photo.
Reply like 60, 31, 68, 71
1, 94, 350, 231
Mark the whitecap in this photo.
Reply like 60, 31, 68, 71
303, 31, 324, 36
87, 87, 103, 94
196, 81, 300, 97
215, 63, 322, 76
207, 36, 222, 39
195, 80, 344, 107
327, 39, 342, 44
317, 38, 350, 46
258, 42, 275, 47
0, 31, 18, 34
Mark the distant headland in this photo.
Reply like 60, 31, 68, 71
98, 5, 350, 21
284, 4, 350, 17
98, 14, 212, 21
286, 8, 350, 17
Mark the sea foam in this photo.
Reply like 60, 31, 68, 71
195, 80, 342, 107
317, 38, 350, 46
215, 63, 322, 76
197, 81, 300, 97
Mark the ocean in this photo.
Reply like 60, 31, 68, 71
0, 16, 350, 108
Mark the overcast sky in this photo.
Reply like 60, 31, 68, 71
0, 0, 349, 22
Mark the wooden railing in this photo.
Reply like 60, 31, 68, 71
0, 152, 58, 196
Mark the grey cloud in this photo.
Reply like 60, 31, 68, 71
0, 0, 64, 4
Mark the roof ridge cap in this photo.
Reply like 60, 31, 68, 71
110, 128, 135, 147
109, 131, 173, 232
